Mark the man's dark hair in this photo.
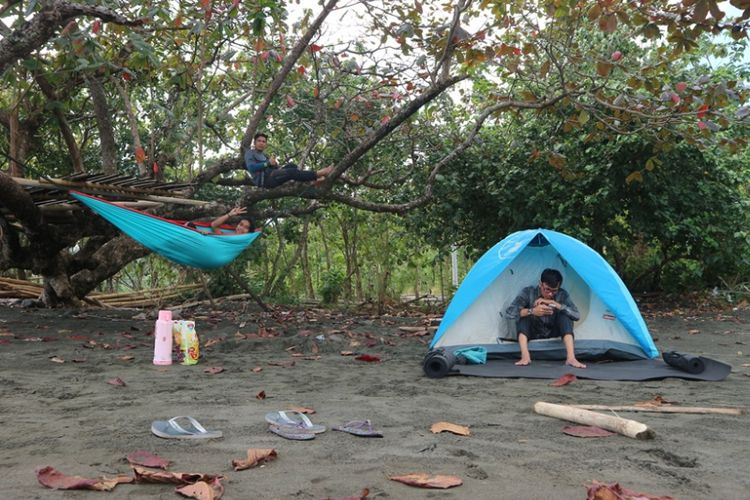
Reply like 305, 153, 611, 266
253, 132, 268, 141
541, 268, 563, 287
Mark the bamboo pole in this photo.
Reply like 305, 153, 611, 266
571, 405, 742, 416
533, 402, 655, 440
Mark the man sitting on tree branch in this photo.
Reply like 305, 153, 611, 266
245, 133, 333, 188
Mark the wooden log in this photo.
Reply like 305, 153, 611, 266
533, 401, 655, 440
571, 404, 742, 416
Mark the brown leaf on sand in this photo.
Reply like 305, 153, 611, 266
117, 355, 135, 361
389, 473, 463, 489
355, 354, 380, 362
204, 367, 225, 375
132, 466, 225, 486
586, 480, 674, 500
550, 373, 577, 387
231, 448, 278, 471
126, 450, 171, 469
176, 478, 225, 499
430, 422, 471, 436
36, 466, 133, 491
289, 405, 315, 414
562, 425, 616, 438
340, 351, 355, 356
252, 366, 263, 373
256, 390, 266, 400
49, 356, 65, 363
635, 395, 677, 407
268, 360, 296, 368
107, 377, 127, 387
323, 488, 370, 500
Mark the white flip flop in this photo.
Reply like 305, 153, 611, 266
150, 416, 223, 439
264, 411, 326, 434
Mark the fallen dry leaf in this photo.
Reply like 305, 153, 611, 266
256, 390, 266, 400
231, 448, 278, 471
268, 360, 296, 368
117, 355, 135, 361
430, 422, 471, 436
586, 480, 674, 500
107, 377, 127, 387
252, 366, 263, 373
550, 373, 577, 387
562, 425, 616, 438
355, 354, 380, 362
126, 450, 171, 469
132, 466, 224, 486
340, 351, 355, 356
49, 356, 65, 363
175, 477, 224, 499
204, 338, 223, 348
635, 395, 677, 407
36, 466, 132, 491
688, 329, 700, 335
389, 473, 463, 489
323, 488, 370, 500
289, 405, 315, 414
204, 367, 225, 375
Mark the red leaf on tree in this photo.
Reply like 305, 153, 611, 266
610, 50, 622, 62
200, 0, 210, 10
260, 51, 270, 62
670, 94, 681, 104
134, 147, 145, 163
126, 450, 171, 469
562, 425, 616, 438
550, 373, 577, 387
381, 116, 391, 125
697, 121, 707, 129
122, 71, 131, 81
232, 0, 241, 10
152, 162, 159, 174
61, 21, 77, 36
309, 43, 322, 53
92, 20, 101, 35
297, 65, 306, 75
697, 104, 709, 118
174, 16, 183, 28
313, 86, 319, 98
675, 82, 687, 94
286, 95, 296, 108
355, 354, 380, 362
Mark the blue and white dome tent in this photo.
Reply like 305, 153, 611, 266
428, 229, 658, 362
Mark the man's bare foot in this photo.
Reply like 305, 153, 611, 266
313, 176, 327, 186
515, 357, 531, 366
565, 358, 586, 369
318, 165, 334, 176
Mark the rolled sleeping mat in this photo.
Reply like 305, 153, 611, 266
422, 349, 456, 378
662, 351, 706, 374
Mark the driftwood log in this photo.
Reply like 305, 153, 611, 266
533, 402, 655, 440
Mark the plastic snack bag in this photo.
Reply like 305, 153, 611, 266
172, 320, 199, 365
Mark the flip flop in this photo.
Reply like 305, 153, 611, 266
264, 411, 326, 434
150, 416, 223, 440
268, 424, 316, 441
332, 420, 383, 438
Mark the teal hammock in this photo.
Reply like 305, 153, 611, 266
71, 191, 260, 269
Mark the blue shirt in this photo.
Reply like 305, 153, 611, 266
244, 148, 271, 187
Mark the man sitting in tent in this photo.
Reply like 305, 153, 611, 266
505, 268, 586, 369
245, 133, 333, 188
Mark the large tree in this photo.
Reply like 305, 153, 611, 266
0, 0, 748, 304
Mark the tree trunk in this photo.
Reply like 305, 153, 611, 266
8, 106, 28, 177
301, 219, 315, 299
35, 74, 83, 173
86, 76, 117, 174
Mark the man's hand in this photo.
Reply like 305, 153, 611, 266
228, 207, 247, 217
269, 156, 279, 167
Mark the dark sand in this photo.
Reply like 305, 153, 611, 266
1, 301, 748, 499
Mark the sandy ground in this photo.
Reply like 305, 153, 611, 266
1, 300, 749, 499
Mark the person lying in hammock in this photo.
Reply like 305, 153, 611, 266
210, 206, 253, 234
245, 132, 333, 188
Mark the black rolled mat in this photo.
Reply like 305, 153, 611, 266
455, 357, 731, 381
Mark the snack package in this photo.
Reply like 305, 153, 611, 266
172, 320, 199, 365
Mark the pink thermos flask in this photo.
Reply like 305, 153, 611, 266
153, 310, 173, 365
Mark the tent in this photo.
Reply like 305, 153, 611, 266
429, 229, 658, 361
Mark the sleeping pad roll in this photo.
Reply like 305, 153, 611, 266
662, 351, 706, 374
423, 349, 456, 378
